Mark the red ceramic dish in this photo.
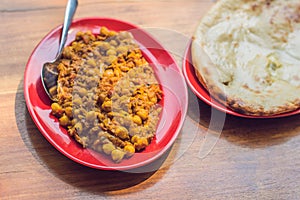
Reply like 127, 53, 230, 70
182, 41, 300, 119
24, 17, 188, 170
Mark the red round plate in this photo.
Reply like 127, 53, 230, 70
182, 41, 300, 119
24, 17, 188, 170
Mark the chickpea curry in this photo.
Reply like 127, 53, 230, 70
49, 27, 163, 163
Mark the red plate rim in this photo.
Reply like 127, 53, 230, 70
182, 40, 300, 119
24, 17, 188, 170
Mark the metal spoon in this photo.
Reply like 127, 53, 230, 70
41, 0, 78, 101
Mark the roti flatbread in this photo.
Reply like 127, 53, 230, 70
192, 0, 300, 116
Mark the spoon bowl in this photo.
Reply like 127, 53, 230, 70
41, 0, 78, 101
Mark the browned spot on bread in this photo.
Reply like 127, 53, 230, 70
289, 5, 300, 23
202, 67, 210, 76
242, 84, 249, 89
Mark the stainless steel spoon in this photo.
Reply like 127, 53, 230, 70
41, 0, 78, 101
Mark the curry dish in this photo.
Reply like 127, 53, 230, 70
49, 27, 163, 163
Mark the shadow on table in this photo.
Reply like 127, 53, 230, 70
187, 88, 300, 149
15, 80, 173, 194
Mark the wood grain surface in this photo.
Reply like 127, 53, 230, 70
1, 0, 300, 199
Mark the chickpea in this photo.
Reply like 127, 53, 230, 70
62, 47, 73, 59
124, 144, 135, 157
116, 46, 128, 54
74, 122, 83, 134
132, 115, 142, 125
102, 100, 112, 112
109, 40, 118, 46
115, 126, 129, 139
87, 59, 97, 67
136, 109, 148, 121
131, 135, 139, 143
100, 42, 110, 51
73, 98, 83, 106
97, 131, 106, 140
80, 136, 88, 148
98, 93, 107, 103
78, 88, 87, 97
86, 111, 96, 123
100, 26, 110, 36
65, 106, 73, 118
51, 102, 63, 116
71, 118, 78, 126
105, 55, 117, 65
103, 143, 115, 155
111, 149, 125, 163
134, 137, 149, 151
63, 101, 72, 108
73, 109, 80, 117
92, 41, 103, 47
118, 31, 131, 40
108, 31, 117, 37
106, 49, 116, 56
59, 115, 69, 127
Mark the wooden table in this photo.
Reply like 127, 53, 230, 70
2, 0, 300, 199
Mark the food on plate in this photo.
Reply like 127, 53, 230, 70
50, 27, 163, 162
191, 0, 300, 116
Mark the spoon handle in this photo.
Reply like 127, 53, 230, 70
56, 0, 78, 58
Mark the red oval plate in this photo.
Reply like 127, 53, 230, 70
24, 17, 188, 170
182, 41, 300, 119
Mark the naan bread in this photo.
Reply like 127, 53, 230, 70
192, 0, 300, 116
